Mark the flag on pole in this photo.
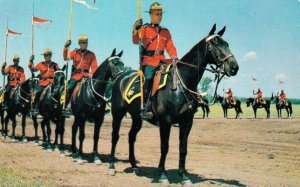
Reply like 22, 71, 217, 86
7, 29, 22, 39
252, 75, 258, 82
32, 16, 52, 25
74, 0, 98, 10
279, 80, 284, 84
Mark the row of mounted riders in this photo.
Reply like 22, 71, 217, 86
197, 88, 293, 119
0, 2, 246, 185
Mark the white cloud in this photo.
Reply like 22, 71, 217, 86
275, 73, 287, 80
241, 51, 258, 62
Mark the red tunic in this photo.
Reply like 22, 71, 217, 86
256, 91, 263, 99
29, 61, 59, 86
2, 65, 25, 86
132, 24, 177, 67
280, 93, 286, 100
226, 90, 233, 99
63, 48, 98, 80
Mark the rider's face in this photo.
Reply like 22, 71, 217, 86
44, 54, 52, 62
150, 11, 162, 25
79, 41, 88, 50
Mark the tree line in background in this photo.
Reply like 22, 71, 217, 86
103, 66, 300, 104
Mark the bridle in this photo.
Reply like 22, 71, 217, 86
89, 56, 124, 104
173, 34, 234, 105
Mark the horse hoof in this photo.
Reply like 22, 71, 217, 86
34, 139, 39, 144
133, 168, 140, 175
159, 179, 170, 187
77, 158, 84, 165
54, 146, 60, 152
11, 138, 18, 143
47, 145, 53, 152
182, 179, 193, 187
94, 158, 102, 165
107, 168, 116, 176
60, 150, 65, 156
22, 138, 28, 143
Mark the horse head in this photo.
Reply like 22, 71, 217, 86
205, 24, 239, 76
93, 48, 125, 81
53, 70, 65, 97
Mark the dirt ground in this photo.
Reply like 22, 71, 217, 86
0, 116, 299, 187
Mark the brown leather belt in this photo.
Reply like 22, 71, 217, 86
10, 77, 20, 81
73, 69, 89, 73
145, 50, 164, 57
41, 76, 54, 81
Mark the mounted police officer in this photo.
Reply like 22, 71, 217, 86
132, 2, 178, 118
279, 89, 287, 106
253, 88, 263, 104
28, 48, 60, 116
63, 34, 98, 115
225, 88, 233, 106
1, 55, 26, 110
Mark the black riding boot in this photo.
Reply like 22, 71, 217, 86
2, 92, 9, 110
31, 94, 40, 117
141, 79, 153, 119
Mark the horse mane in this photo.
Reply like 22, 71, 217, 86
92, 58, 109, 79
180, 38, 206, 62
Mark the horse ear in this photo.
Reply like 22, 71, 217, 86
209, 24, 216, 35
117, 50, 123, 57
217, 26, 226, 37
111, 48, 116, 56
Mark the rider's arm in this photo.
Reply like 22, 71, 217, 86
90, 53, 98, 75
1, 65, 9, 75
20, 69, 25, 83
165, 31, 177, 59
132, 25, 144, 45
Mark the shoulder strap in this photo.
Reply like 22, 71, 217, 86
144, 27, 162, 51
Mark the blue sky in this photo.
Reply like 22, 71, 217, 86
0, 0, 300, 98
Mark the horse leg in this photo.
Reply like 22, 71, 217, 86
108, 110, 125, 176
53, 120, 59, 151
1, 111, 4, 137
71, 116, 79, 157
3, 113, 10, 138
59, 118, 66, 155
21, 114, 28, 143
41, 119, 47, 144
76, 119, 85, 164
235, 107, 238, 119
128, 114, 143, 169
11, 114, 17, 142
46, 119, 52, 151
178, 118, 194, 187
158, 121, 172, 186
253, 107, 257, 119
92, 115, 104, 165
32, 116, 39, 143
201, 106, 205, 119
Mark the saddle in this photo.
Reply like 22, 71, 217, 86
257, 98, 266, 105
10, 86, 18, 99
226, 98, 236, 105
39, 85, 52, 102
124, 64, 172, 104
71, 78, 88, 102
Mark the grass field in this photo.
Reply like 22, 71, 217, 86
195, 103, 300, 119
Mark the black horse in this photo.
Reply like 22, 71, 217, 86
108, 24, 239, 186
197, 96, 210, 119
215, 95, 243, 119
0, 88, 5, 137
246, 98, 271, 119
271, 93, 293, 119
2, 78, 39, 142
38, 70, 66, 152
71, 49, 124, 164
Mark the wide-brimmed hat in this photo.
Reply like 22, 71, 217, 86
145, 2, 165, 13
41, 48, 53, 55
13, 54, 20, 60
78, 34, 88, 42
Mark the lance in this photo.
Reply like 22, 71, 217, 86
137, 0, 144, 111
3, 19, 8, 88
62, 0, 74, 110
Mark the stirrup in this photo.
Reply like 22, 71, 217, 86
141, 104, 153, 119
62, 107, 72, 117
